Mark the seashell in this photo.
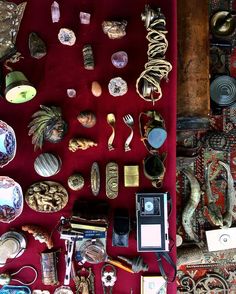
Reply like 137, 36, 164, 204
91, 81, 102, 97
82, 44, 94, 70
108, 77, 128, 96
28, 105, 67, 150
25, 181, 68, 213
77, 111, 96, 128
34, 153, 61, 177
58, 28, 76, 46
22, 224, 53, 249
67, 174, 84, 191
102, 20, 127, 39
68, 138, 97, 152
111, 51, 128, 68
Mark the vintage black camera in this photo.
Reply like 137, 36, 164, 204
136, 192, 169, 252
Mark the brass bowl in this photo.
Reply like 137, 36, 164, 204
210, 11, 236, 38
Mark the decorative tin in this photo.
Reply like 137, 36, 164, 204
34, 153, 61, 177
41, 251, 59, 285
0, 120, 16, 168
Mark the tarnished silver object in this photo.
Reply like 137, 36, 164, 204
82, 44, 94, 70
182, 169, 201, 241
91, 162, 100, 196
141, 4, 162, 28
106, 162, 118, 199
123, 114, 134, 152
0, 231, 26, 267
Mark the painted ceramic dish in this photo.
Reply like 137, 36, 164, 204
0, 176, 23, 223
25, 181, 68, 213
0, 120, 16, 168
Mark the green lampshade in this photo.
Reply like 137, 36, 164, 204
5, 71, 37, 103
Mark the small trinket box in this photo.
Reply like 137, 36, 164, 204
124, 165, 139, 187
34, 153, 61, 177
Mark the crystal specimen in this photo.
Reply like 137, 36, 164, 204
111, 51, 128, 68
80, 12, 91, 24
108, 77, 128, 96
51, 1, 60, 23
67, 89, 76, 98
29, 32, 47, 59
58, 28, 76, 46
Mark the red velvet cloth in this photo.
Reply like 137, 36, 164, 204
0, 0, 177, 293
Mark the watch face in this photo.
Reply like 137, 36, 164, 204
145, 201, 154, 212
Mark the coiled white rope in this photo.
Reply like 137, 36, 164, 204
136, 10, 172, 104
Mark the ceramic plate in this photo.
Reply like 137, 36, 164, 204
25, 181, 68, 213
0, 176, 23, 223
0, 120, 16, 168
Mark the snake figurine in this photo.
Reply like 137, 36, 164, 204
182, 168, 201, 241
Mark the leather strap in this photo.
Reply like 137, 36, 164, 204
155, 252, 176, 283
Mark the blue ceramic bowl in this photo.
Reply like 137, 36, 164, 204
0, 120, 16, 168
